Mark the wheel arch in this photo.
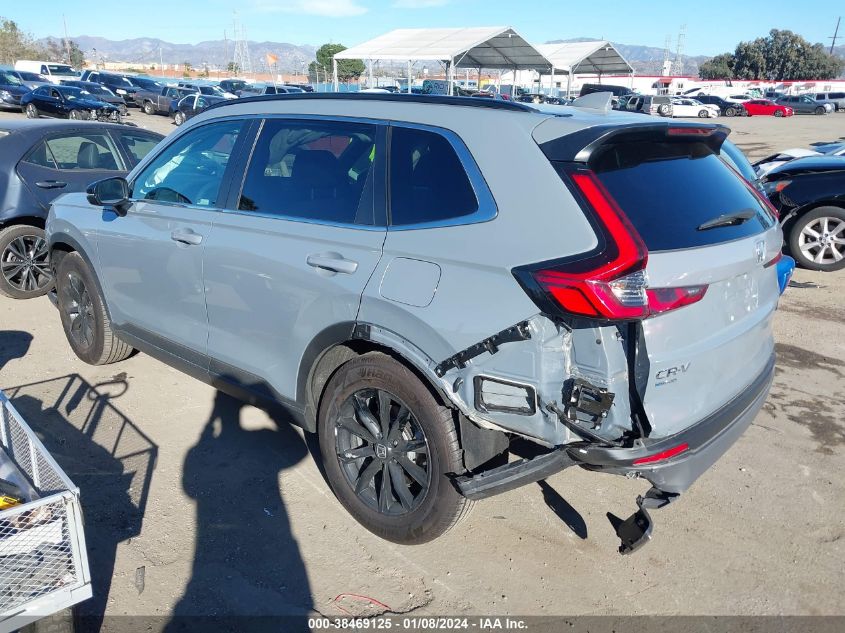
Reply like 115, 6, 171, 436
299, 322, 454, 433
48, 232, 113, 320
782, 199, 845, 231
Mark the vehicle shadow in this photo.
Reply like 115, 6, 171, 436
0, 330, 33, 373
3, 373, 157, 633
164, 390, 312, 633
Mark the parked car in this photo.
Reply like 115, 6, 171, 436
811, 92, 845, 111
762, 156, 845, 272
137, 85, 197, 116
21, 85, 122, 122
670, 98, 720, 118
177, 82, 237, 99
724, 93, 755, 104
286, 83, 315, 92
775, 95, 833, 115
742, 99, 793, 117
626, 95, 673, 116
579, 83, 633, 98
0, 119, 162, 299
124, 75, 163, 93
219, 79, 250, 95
695, 95, 745, 117
79, 71, 139, 106
47, 93, 782, 554
238, 84, 304, 97
172, 93, 227, 125
0, 68, 30, 111
10, 70, 49, 89
60, 80, 128, 116
14, 61, 78, 84
754, 143, 845, 177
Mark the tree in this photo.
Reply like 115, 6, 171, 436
226, 61, 240, 74
0, 17, 41, 65
41, 37, 85, 68
699, 53, 735, 79
315, 43, 364, 81
701, 29, 843, 81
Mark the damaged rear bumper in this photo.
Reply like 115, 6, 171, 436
568, 352, 775, 494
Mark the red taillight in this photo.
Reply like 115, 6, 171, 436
633, 442, 689, 465
763, 251, 783, 268
516, 169, 707, 321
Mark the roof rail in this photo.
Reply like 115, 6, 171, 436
203, 92, 536, 114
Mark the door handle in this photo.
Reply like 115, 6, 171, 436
306, 253, 358, 275
171, 229, 203, 245
35, 180, 67, 189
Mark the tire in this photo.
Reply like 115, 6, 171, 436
698, 109, 709, 118
318, 354, 472, 544
174, 111, 185, 126
119, 103, 128, 117
814, 106, 826, 115
25, 103, 38, 118
787, 206, 845, 272
68, 109, 83, 120
657, 104, 670, 116
725, 107, 737, 117
142, 100, 155, 115
55, 252, 134, 364
0, 225, 52, 299
774, 110, 784, 117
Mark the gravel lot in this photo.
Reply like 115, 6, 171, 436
0, 107, 844, 629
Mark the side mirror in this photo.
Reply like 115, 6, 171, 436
86, 177, 130, 215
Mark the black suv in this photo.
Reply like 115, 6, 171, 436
79, 71, 139, 106
695, 95, 745, 117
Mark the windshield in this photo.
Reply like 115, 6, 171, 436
47, 64, 76, 76
129, 77, 161, 90
58, 87, 84, 101
0, 71, 23, 86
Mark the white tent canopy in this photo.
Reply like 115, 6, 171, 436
332, 26, 553, 93
536, 41, 633, 76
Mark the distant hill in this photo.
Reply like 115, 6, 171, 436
37, 35, 316, 72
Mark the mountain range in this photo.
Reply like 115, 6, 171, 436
40, 34, 845, 77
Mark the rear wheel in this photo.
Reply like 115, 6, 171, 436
774, 110, 784, 117
814, 106, 827, 115
657, 104, 671, 116
698, 109, 709, 118
56, 252, 134, 364
0, 225, 52, 299
142, 100, 155, 115
788, 206, 845, 272
318, 354, 471, 544
725, 107, 737, 117
25, 103, 38, 118
174, 111, 185, 126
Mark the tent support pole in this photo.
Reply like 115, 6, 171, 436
332, 57, 339, 92
550, 66, 555, 96
407, 60, 412, 93
566, 71, 572, 99
447, 59, 453, 95
368, 60, 374, 88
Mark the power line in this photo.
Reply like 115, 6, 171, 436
830, 16, 841, 55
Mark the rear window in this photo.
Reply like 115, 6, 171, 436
588, 140, 774, 251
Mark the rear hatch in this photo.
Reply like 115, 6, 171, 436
530, 122, 781, 438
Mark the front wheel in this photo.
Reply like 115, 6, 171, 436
788, 206, 845, 272
56, 252, 134, 364
142, 101, 155, 115
774, 110, 783, 117
815, 106, 827, 115
318, 354, 472, 544
173, 111, 185, 126
725, 107, 737, 117
698, 109, 709, 118
0, 225, 52, 299
68, 109, 83, 120
25, 103, 38, 118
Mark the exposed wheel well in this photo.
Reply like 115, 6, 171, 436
49, 242, 75, 274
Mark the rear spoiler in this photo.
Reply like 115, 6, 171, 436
539, 122, 730, 163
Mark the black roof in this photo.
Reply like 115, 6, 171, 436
0, 118, 163, 138
766, 155, 845, 177
204, 92, 535, 114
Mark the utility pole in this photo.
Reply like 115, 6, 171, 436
62, 14, 72, 64
830, 17, 841, 55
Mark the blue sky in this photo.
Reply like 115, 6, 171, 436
9, 0, 841, 55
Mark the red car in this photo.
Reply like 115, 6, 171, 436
743, 99, 794, 117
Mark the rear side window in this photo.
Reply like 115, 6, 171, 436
238, 118, 377, 225
389, 126, 477, 226
588, 140, 774, 251
43, 134, 123, 171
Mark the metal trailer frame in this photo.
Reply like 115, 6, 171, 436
0, 390, 92, 633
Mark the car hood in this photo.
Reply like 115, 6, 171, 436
74, 98, 118, 110
0, 85, 29, 97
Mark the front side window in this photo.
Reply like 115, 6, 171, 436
44, 134, 123, 171
389, 126, 478, 226
237, 118, 377, 225
132, 120, 242, 206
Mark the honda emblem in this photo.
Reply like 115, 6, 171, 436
755, 241, 765, 264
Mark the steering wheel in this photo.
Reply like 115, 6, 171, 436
144, 187, 191, 204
